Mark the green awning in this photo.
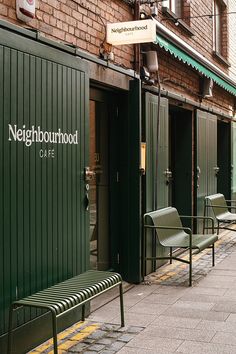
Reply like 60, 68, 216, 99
155, 35, 236, 97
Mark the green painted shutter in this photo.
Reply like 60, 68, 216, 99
145, 92, 169, 211
0, 30, 89, 336
196, 110, 217, 225
145, 92, 169, 274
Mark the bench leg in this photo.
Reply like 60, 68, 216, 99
119, 283, 125, 327
7, 304, 15, 354
82, 304, 85, 321
170, 247, 172, 264
217, 221, 220, 235
51, 309, 58, 354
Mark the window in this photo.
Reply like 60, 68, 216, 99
213, 0, 222, 54
162, 0, 182, 18
212, 0, 229, 63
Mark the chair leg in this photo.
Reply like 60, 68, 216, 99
189, 249, 192, 287
203, 201, 207, 234
7, 304, 15, 354
212, 244, 215, 267
142, 227, 147, 280
170, 247, 172, 264
217, 221, 220, 235
119, 283, 125, 327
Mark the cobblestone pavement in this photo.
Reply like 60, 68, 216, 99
30, 227, 236, 354
30, 322, 144, 354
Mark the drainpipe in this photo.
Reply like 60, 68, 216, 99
134, 0, 140, 73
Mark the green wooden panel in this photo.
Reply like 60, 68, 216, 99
196, 110, 217, 228
145, 93, 169, 211
144, 92, 169, 274
0, 33, 89, 338
232, 122, 236, 200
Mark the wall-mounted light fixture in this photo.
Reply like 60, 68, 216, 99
201, 77, 214, 98
146, 50, 159, 72
141, 50, 159, 85
139, 1, 158, 19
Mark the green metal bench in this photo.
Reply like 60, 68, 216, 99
204, 193, 236, 234
143, 207, 218, 286
8, 270, 124, 354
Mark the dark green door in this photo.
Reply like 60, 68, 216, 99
196, 110, 217, 226
232, 122, 236, 200
0, 28, 89, 350
145, 92, 169, 210
144, 92, 169, 274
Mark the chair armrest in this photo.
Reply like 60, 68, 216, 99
144, 224, 192, 234
180, 215, 215, 233
206, 204, 236, 211
180, 215, 214, 233
205, 204, 227, 209
225, 199, 236, 203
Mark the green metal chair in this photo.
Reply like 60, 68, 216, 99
204, 193, 236, 235
143, 207, 218, 286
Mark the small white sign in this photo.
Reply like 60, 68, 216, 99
107, 19, 156, 46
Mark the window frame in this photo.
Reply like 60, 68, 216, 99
213, 0, 222, 55
162, 0, 182, 18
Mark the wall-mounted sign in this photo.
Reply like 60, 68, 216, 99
16, 0, 35, 22
107, 19, 156, 46
8, 124, 79, 158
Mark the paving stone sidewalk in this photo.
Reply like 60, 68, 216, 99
31, 228, 236, 354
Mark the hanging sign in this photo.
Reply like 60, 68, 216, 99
107, 19, 156, 45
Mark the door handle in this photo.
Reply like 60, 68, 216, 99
214, 166, 220, 176
164, 168, 172, 184
196, 166, 201, 188
84, 166, 96, 182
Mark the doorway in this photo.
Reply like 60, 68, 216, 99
89, 88, 110, 271
217, 120, 231, 199
170, 106, 193, 218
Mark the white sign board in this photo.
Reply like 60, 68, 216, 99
107, 19, 156, 45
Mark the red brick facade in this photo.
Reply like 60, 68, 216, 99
0, 0, 235, 115
229, 0, 236, 82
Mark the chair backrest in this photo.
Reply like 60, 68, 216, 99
143, 207, 185, 245
205, 193, 229, 218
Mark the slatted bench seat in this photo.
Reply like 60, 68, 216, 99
8, 270, 124, 354
143, 207, 218, 286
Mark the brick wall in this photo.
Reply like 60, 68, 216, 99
158, 47, 235, 116
0, 0, 235, 114
158, 0, 229, 74
0, 0, 134, 69
1, 0, 232, 74
228, 0, 236, 81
